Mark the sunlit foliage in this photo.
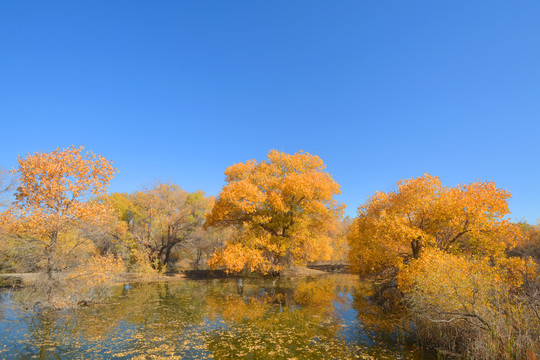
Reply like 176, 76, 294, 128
513, 221, 540, 262
348, 173, 539, 359
328, 216, 352, 264
348, 173, 522, 277
105, 184, 211, 270
206, 150, 344, 273
0, 146, 118, 274
0, 146, 122, 306
399, 248, 540, 358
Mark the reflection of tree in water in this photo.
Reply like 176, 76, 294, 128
349, 286, 437, 360
203, 277, 357, 359
22, 312, 70, 360
0, 275, 436, 359
8, 282, 209, 359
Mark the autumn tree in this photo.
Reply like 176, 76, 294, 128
347, 174, 539, 359
0, 146, 119, 281
347, 173, 521, 278
206, 150, 344, 273
328, 216, 352, 264
513, 222, 540, 262
107, 183, 210, 269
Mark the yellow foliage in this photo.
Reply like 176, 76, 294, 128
397, 247, 540, 359
69, 254, 124, 291
347, 174, 537, 358
0, 145, 117, 280
1, 145, 116, 238
398, 248, 502, 311
104, 184, 211, 270
206, 150, 344, 273
348, 173, 523, 277
207, 241, 276, 273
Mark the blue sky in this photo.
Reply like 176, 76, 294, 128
1, 1, 539, 222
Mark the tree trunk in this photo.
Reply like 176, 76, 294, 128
47, 231, 58, 280
411, 237, 423, 259
194, 248, 203, 269
163, 246, 172, 267
163, 241, 177, 267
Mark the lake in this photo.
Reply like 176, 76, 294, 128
0, 274, 436, 359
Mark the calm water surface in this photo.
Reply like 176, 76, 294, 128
0, 274, 436, 359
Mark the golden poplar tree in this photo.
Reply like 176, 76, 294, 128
0, 145, 118, 280
206, 150, 344, 273
347, 173, 522, 277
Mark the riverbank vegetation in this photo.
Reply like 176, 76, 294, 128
347, 174, 540, 359
1, 146, 539, 359
0, 147, 348, 305
0, 146, 123, 307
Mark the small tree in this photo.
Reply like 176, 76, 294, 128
107, 184, 209, 270
0, 146, 117, 280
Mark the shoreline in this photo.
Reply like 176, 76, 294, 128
0, 266, 344, 288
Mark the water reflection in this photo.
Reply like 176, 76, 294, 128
0, 275, 435, 359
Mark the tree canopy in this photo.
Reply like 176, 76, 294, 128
106, 184, 212, 269
348, 173, 522, 277
0, 145, 119, 283
206, 150, 344, 273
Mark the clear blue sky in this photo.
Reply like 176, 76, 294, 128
1, 1, 539, 222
